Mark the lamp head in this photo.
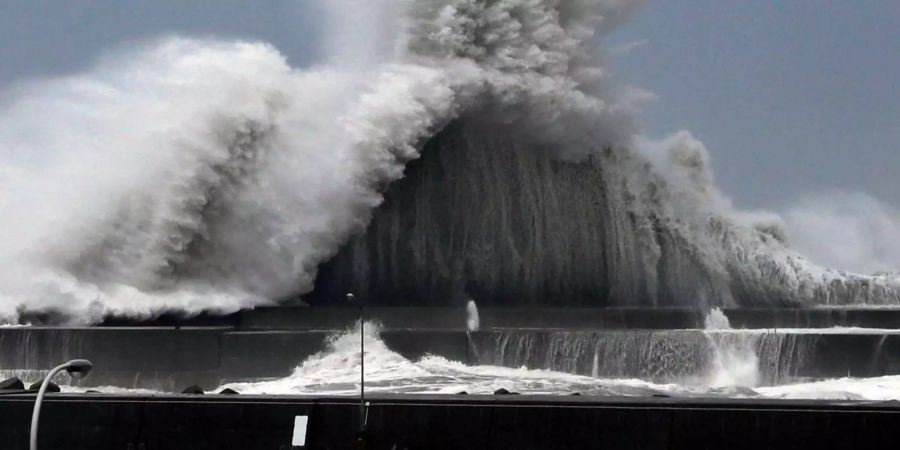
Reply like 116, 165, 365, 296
346, 293, 355, 302
65, 359, 93, 380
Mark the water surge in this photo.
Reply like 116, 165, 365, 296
0, 1, 898, 323
221, 323, 900, 401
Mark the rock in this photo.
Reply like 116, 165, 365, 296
0, 377, 24, 391
181, 385, 205, 394
28, 380, 60, 393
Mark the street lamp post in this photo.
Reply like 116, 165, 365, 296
346, 293, 367, 446
30, 359, 93, 450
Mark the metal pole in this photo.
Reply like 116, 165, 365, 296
360, 302, 365, 432
30, 362, 71, 450
347, 293, 365, 433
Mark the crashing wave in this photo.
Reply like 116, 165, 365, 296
0, 0, 897, 322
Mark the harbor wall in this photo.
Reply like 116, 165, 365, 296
94, 306, 900, 330
1, 325, 898, 390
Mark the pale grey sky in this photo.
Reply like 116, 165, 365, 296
1, 0, 897, 213
0, 0, 322, 86
609, 0, 899, 210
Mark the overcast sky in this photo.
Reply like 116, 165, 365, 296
609, 0, 899, 210
1, 1, 897, 212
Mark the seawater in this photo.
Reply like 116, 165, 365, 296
210, 324, 900, 401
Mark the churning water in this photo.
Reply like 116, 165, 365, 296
0, 0, 897, 407
1, 0, 899, 324
215, 323, 900, 401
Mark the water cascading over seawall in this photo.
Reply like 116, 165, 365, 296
308, 116, 900, 308
310, 117, 726, 307
470, 329, 847, 386
1, 0, 898, 324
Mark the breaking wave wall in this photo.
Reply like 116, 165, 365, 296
310, 115, 900, 307
0, 0, 898, 323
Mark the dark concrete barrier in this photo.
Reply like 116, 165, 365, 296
236, 306, 469, 331
805, 333, 900, 378
220, 330, 332, 380
0, 328, 472, 389
0, 327, 224, 371
92, 306, 900, 330
217, 329, 470, 382
723, 308, 900, 329
0, 327, 227, 390
2, 327, 899, 389
234, 306, 900, 330
476, 307, 707, 330
0, 393, 896, 449
381, 329, 470, 362
469, 330, 900, 381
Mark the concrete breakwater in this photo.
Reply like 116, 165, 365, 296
1, 322, 898, 390
91, 306, 900, 330
0, 393, 897, 449
472, 329, 900, 385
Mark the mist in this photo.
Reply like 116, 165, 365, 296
783, 192, 900, 275
0, 1, 645, 322
1, 0, 897, 323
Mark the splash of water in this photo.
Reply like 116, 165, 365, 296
0, 1, 645, 322
1, 0, 898, 323
703, 307, 732, 330
220, 324, 900, 400
0, 38, 468, 321
702, 308, 760, 387
466, 299, 480, 332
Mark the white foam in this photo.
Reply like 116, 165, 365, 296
218, 325, 900, 401
706, 327, 900, 335
704, 307, 732, 330
0, 0, 897, 323
466, 300, 480, 332
756, 376, 900, 401
0, 1, 646, 323
703, 308, 760, 387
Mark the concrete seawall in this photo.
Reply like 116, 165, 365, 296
0, 327, 475, 390
471, 329, 900, 382
1, 326, 898, 390
0, 393, 896, 449
93, 306, 900, 330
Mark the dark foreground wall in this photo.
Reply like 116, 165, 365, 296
0, 393, 896, 450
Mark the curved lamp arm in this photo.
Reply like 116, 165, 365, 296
30, 359, 93, 450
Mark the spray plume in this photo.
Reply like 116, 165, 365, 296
0, 1, 643, 322
0, 0, 897, 323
